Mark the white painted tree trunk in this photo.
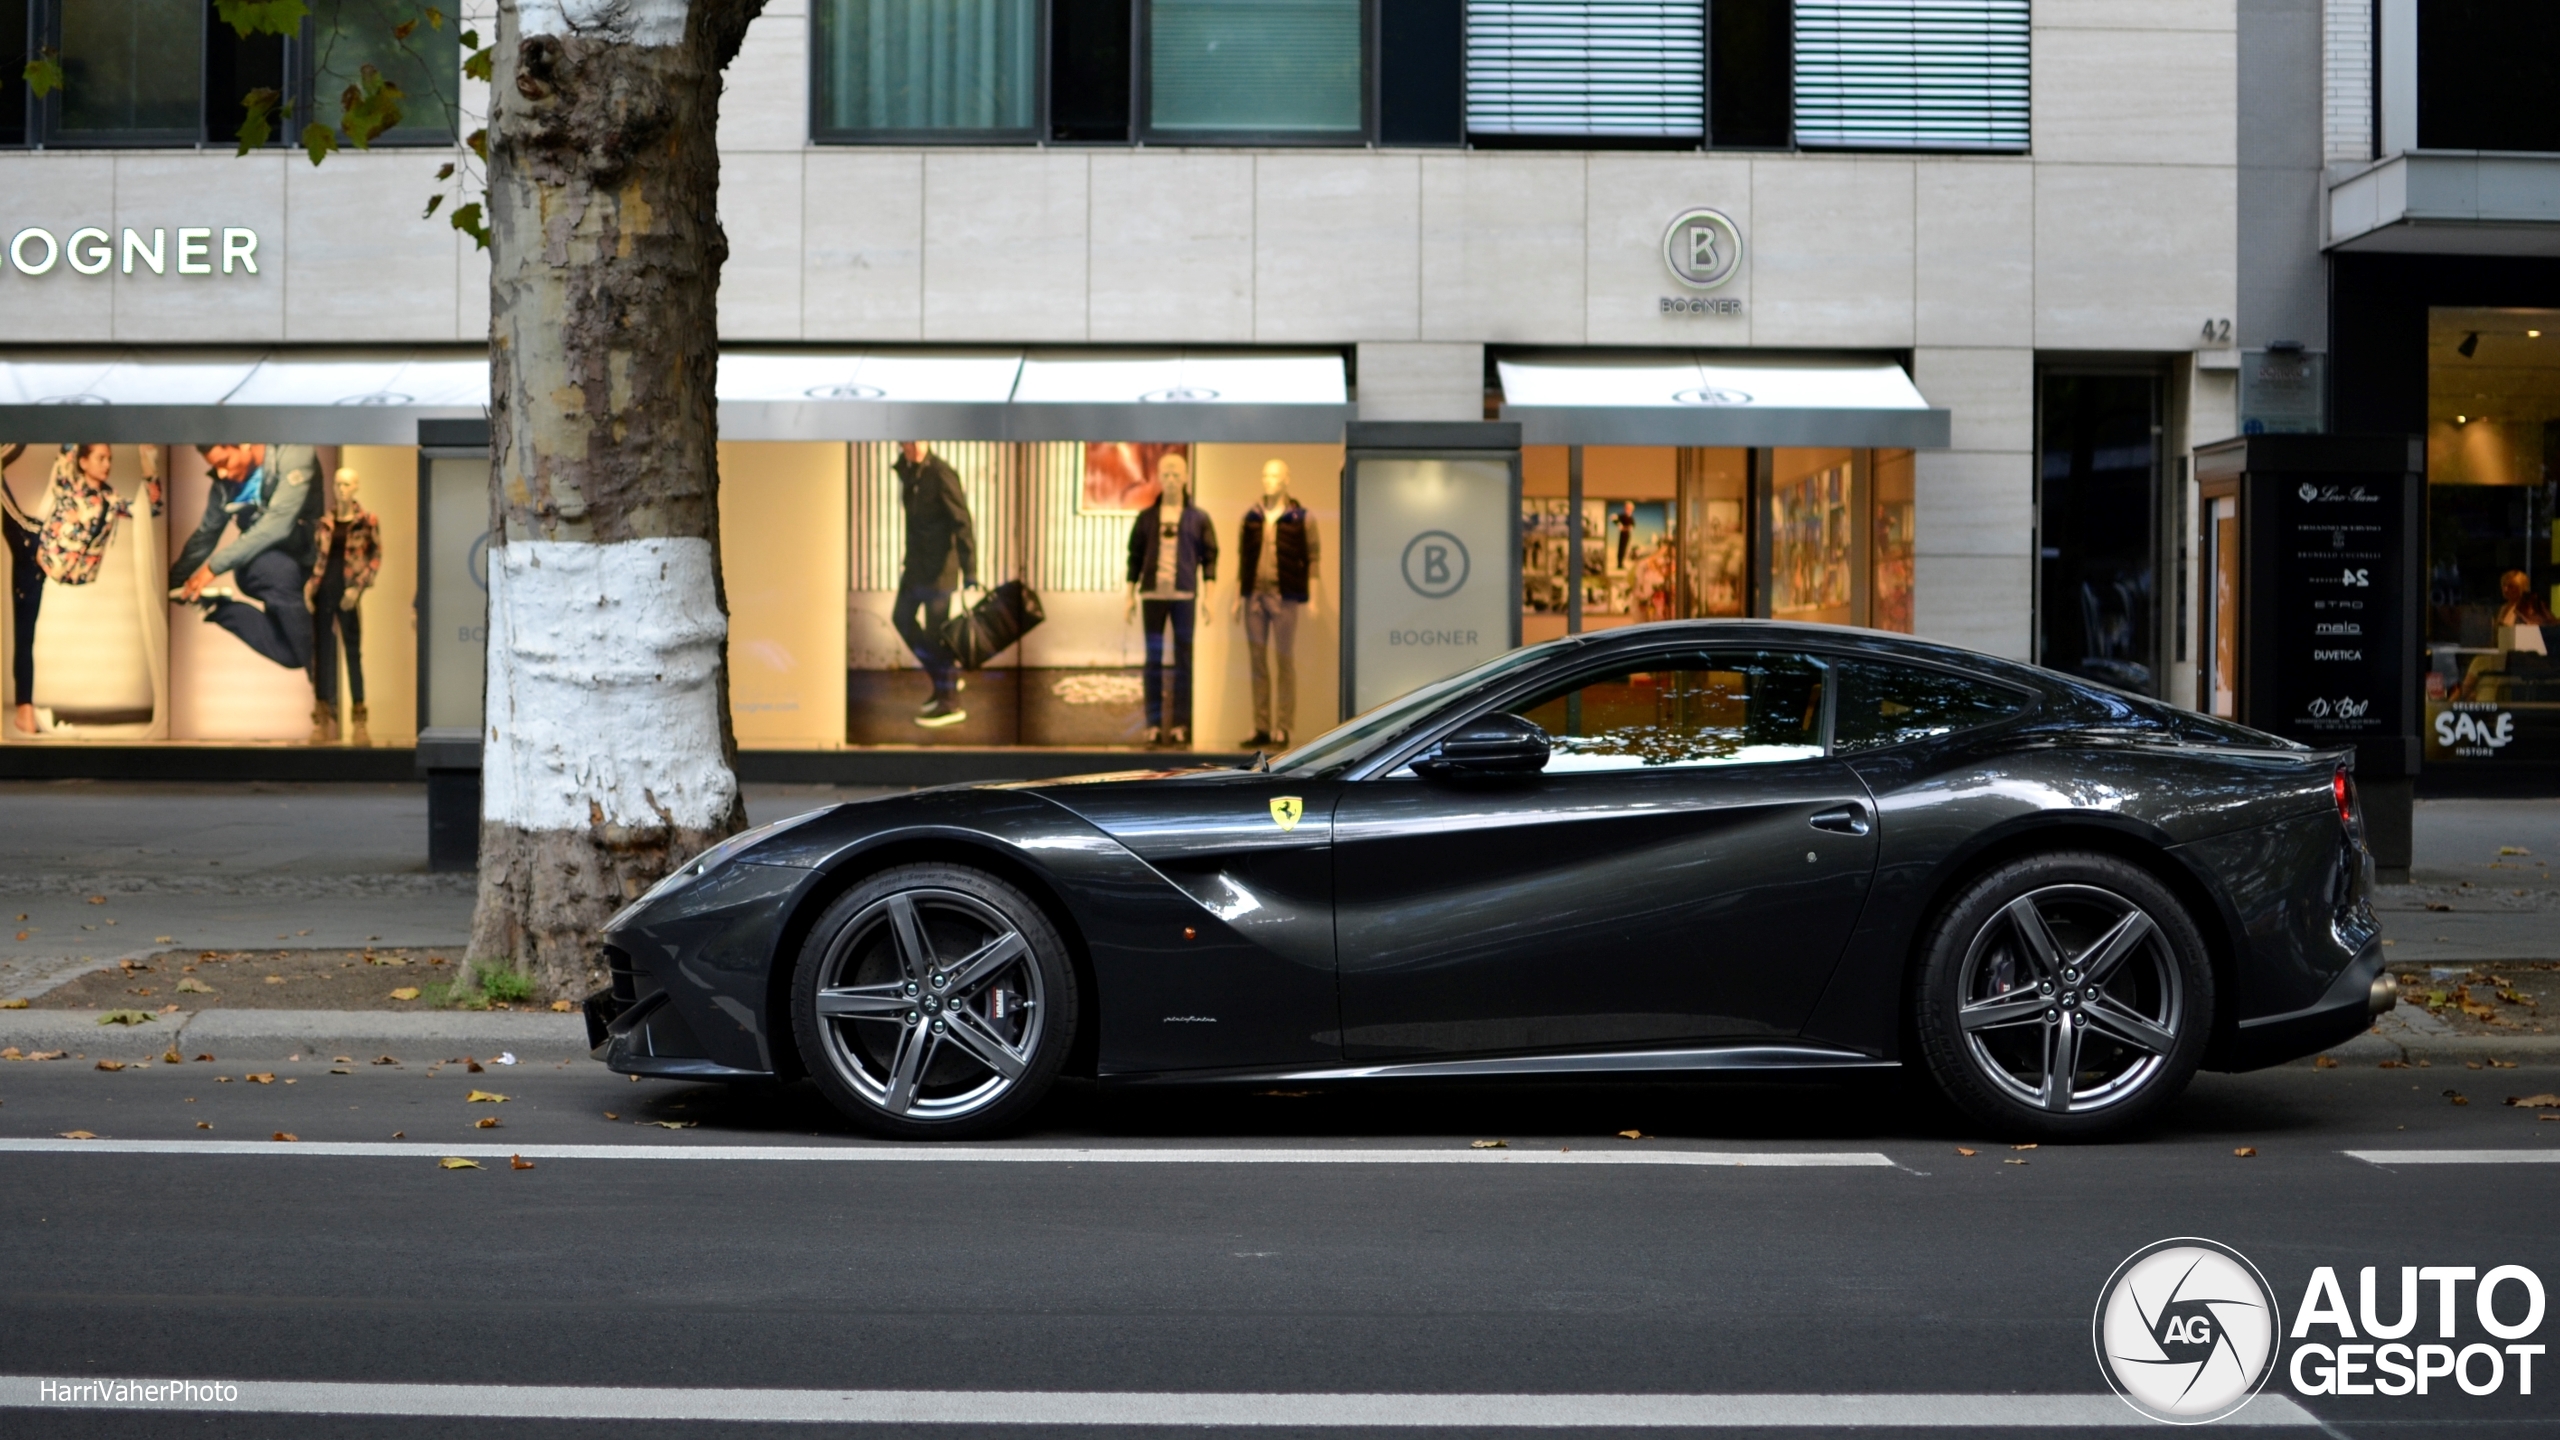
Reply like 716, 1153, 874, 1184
469, 0, 765, 998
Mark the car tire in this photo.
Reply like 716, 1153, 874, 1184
1912, 851, 2213, 1141
790, 863, 1077, 1140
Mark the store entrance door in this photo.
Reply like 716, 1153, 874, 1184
2038, 372, 2167, 695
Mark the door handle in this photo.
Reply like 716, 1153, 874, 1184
1809, 804, 1872, 837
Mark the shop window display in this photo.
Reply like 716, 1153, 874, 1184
2424, 307, 2560, 766
843, 440, 1339, 752
2, 440, 413, 748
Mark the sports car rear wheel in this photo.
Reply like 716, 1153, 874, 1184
790, 864, 1075, 1139
1912, 852, 2212, 1140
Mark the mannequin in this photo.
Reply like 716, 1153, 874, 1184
305, 466, 382, 745
1125, 451, 1217, 747
1232, 457, 1319, 748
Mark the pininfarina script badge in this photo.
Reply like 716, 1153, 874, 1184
1269, 796, 1304, 832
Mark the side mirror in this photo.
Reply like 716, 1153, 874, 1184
1413, 712, 1551, 780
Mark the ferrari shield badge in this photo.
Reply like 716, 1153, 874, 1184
1268, 796, 1305, 832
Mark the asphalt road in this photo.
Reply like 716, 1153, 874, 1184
2, 1058, 2555, 1438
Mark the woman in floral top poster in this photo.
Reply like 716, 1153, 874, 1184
2, 443, 134, 736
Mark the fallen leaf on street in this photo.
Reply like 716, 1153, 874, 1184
95, 1010, 150, 1026
11, 933, 25, 944
475, 1117, 501, 1129
162, 1049, 180, 1064
466, 1059, 485, 1073
1955, 1147, 1977, 1156
1, 997, 24, 1008
1470, 1138, 1508, 1149
2488, 1058, 2518, 1069
94, 1060, 125, 1072
2446, 1090, 2470, 1105
25, 1050, 67, 1061
388, 987, 420, 1001
193, 1053, 213, 1062
510, 1155, 534, 1170
373, 1055, 399, 1065
329, 1068, 350, 1075
604, 1112, 619, 1120
2467, 1061, 2483, 1070
2314, 1056, 2338, 1068
195, 1121, 210, 1129
438, 1157, 480, 1170
2500, 846, 2532, 855
465, 1090, 508, 1103
550, 999, 575, 1012
157, 1003, 179, 1014
2011, 1143, 2038, 1151
245, 1072, 274, 1084
154, 936, 172, 943
272, 1132, 297, 1143
2379, 1059, 2408, 1069
646, 1120, 697, 1130
2234, 1147, 2258, 1157
1616, 1130, 1648, 1139
2505, 1093, 2560, 1107
263, 975, 282, 985
2003, 1158, 2028, 1166
58, 1130, 96, 1140
85, 895, 104, 904
332, 1056, 353, 1064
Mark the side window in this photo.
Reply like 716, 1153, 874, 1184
1832, 660, 2028, 753
1514, 651, 1827, 773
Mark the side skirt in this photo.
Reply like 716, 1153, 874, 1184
1104, 1044, 1897, 1087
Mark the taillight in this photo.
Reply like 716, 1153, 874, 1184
2334, 768, 2359, 832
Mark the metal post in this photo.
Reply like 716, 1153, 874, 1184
1566, 444, 1584, 636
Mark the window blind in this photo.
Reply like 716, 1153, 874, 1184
1793, 0, 2029, 152
1466, 2, 1706, 138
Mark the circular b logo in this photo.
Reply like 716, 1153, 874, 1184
2093, 1238, 2281, 1425
1401, 531, 1470, 598
1662, 207, 1743, 290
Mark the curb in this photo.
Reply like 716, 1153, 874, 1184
0, 1009, 591, 1062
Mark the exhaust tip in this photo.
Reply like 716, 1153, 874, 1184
2369, 971, 2401, 1016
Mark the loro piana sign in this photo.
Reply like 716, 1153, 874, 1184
7, 226, 263, 276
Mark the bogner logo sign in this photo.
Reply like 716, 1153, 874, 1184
1660, 207, 1743, 316
7, 226, 262, 277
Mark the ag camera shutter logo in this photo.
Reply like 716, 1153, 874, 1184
2093, 1238, 2281, 1424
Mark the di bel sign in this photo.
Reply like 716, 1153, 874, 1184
1660, 207, 1743, 317
7, 225, 263, 277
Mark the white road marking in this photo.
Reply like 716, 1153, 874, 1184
0, 1378, 2321, 1427
2345, 1148, 2560, 1165
0, 1139, 1893, 1166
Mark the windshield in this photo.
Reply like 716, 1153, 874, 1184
1266, 639, 1580, 775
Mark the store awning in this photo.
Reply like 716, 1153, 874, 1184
1497, 352, 1951, 448
0, 349, 487, 443
1, 347, 1356, 446
718, 349, 1352, 442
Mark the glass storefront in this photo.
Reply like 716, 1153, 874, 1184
2, 440, 415, 746
1521, 445, 1916, 643
2423, 306, 2560, 766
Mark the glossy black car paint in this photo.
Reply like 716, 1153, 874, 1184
591, 622, 2381, 1093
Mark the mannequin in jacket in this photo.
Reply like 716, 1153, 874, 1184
1231, 458, 1319, 749
1124, 451, 1217, 747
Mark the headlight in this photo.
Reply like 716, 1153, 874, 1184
606, 807, 830, 930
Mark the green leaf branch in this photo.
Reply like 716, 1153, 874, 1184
212, 3, 486, 247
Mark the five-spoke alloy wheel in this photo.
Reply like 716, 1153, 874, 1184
1913, 852, 2212, 1140
791, 864, 1075, 1138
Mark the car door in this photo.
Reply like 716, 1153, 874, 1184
1036, 771, 1341, 1074
1330, 648, 1879, 1061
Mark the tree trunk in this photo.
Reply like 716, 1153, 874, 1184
468, 0, 766, 999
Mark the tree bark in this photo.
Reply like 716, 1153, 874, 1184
468, 0, 765, 999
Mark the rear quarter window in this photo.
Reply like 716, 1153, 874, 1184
1832, 660, 2031, 754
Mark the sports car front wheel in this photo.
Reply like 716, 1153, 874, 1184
1912, 852, 2213, 1141
790, 863, 1076, 1139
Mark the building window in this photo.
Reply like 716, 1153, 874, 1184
1145, 0, 1364, 138
2038, 373, 2166, 698
1466, 1, 1706, 144
2415, 0, 2560, 153
1793, 0, 2029, 153
53, 0, 202, 145
308, 0, 463, 145
811, 0, 1040, 140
